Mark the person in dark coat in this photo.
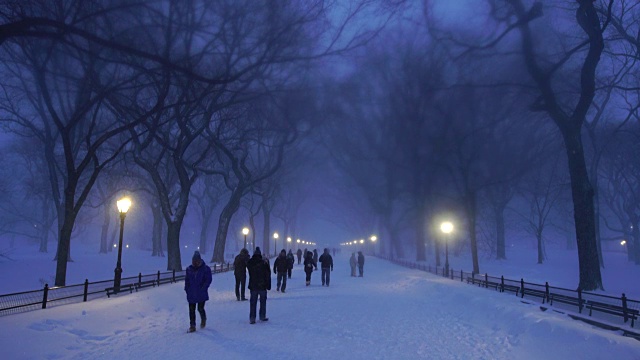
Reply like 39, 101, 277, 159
247, 247, 271, 324
357, 251, 365, 277
303, 251, 317, 286
184, 251, 212, 332
273, 249, 288, 293
312, 249, 319, 269
349, 252, 357, 277
234, 248, 250, 301
286, 249, 295, 279
296, 248, 303, 264
318, 248, 334, 286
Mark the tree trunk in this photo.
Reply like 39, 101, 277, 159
99, 204, 111, 254
212, 190, 243, 263
466, 191, 480, 274
435, 235, 441, 266
263, 208, 272, 256
537, 229, 544, 264
632, 221, 640, 265
166, 221, 183, 271
495, 205, 506, 260
151, 204, 165, 257
591, 167, 604, 268
54, 216, 75, 286
562, 131, 602, 290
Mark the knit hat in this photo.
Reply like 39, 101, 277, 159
280, 249, 286, 255
254, 247, 261, 256
192, 251, 202, 262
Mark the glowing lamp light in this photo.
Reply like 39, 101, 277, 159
117, 197, 132, 214
126, 244, 129, 248
287, 237, 292, 243
242, 227, 250, 235
273, 232, 279, 239
296, 239, 300, 243
621, 240, 627, 246
360, 239, 364, 244
370, 235, 377, 242
440, 221, 454, 234
113, 244, 117, 248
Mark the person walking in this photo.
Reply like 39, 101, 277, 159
247, 247, 271, 324
303, 251, 317, 286
349, 252, 357, 277
273, 249, 288, 293
296, 248, 302, 264
357, 251, 365, 277
318, 248, 334, 286
312, 249, 319, 269
184, 251, 212, 333
286, 249, 295, 279
234, 248, 250, 301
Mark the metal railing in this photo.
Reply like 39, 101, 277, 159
379, 255, 640, 328
0, 262, 234, 317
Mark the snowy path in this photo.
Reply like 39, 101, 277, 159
1, 255, 639, 360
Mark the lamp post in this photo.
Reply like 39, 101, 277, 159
242, 227, 250, 250
113, 197, 132, 293
273, 232, 279, 256
296, 238, 300, 250
440, 221, 453, 277
287, 237, 292, 251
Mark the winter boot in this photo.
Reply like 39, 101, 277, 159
260, 318, 269, 322
306, 281, 310, 286
200, 319, 206, 329
250, 318, 256, 324
188, 326, 196, 333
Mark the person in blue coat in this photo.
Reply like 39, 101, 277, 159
184, 251, 212, 332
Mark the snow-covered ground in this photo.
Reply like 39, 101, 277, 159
1, 254, 639, 360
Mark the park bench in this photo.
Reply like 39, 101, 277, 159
586, 300, 639, 327
466, 276, 499, 291
549, 293, 584, 313
500, 283, 520, 296
106, 283, 135, 298
521, 287, 547, 303
134, 279, 157, 291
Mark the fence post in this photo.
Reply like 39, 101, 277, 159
501, 276, 505, 293
214, 264, 217, 273
157, 271, 160, 285
622, 293, 629, 323
485, 273, 488, 288
577, 288, 583, 313
472, 272, 475, 284
83, 279, 89, 302
227, 262, 230, 271
450, 268, 454, 280
138, 273, 142, 288
520, 278, 525, 298
460, 269, 463, 282
172, 269, 176, 283
42, 284, 49, 309
544, 282, 549, 304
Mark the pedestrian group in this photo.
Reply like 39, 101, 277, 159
184, 245, 366, 331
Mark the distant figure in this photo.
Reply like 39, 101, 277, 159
247, 247, 271, 324
234, 248, 250, 301
304, 251, 317, 286
349, 253, 357, 277
286, 249, 295, 279
273, 249, 288, 293
296, 248, 303, 264
357, 251, 365, 277
313, 249, 319, 269
318, 248, 334, 286
184, 251, 212, 333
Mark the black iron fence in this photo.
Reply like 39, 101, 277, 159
0, 262, 234, 317
379, 255, 640, 328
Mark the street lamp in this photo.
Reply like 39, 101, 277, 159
440, 221, 454, 277
273, 232, 279, 255
113, 197, 132, 293
242, 227, 250, 249
287, 236, 292, 251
